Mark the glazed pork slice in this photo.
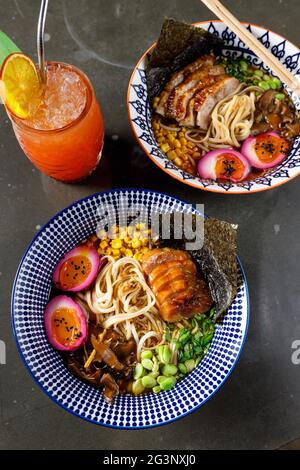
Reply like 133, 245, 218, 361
165, 65, 225, 121
156, 55, 215, 116
167, 75, 217, 123
141, 248, 213, 323
194, 75, 240, 130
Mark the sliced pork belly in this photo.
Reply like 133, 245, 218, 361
165, 65, 224, 121
194, 76, 240, 129
156, 55, 215, 116
141, 248, 213, 323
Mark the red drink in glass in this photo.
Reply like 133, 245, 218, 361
9, 62, 104, 182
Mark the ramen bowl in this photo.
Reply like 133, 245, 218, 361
12, 189, 249, 428
127, 22, 300, 194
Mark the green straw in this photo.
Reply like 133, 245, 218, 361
0, 30, 20, 69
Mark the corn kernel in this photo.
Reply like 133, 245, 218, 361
133, 253, 142, 261
112, 249, 120, 257
167, 134, 176, 143
133, 231, 141, 239
187, 142, 194, 149
106, 248, 113, 255
142, 247, 150, 254
118, 229, 126, 240
97, 229, 107, 240
174, 140, 181, 148
167, 150, 177, 161
132, 239, 142, 249
153, 122, 160, 130
192, 152, 201, 159
120, 247, 127, 254
111, 238, 123, 249
125, 249, 133, 257
160, 143, 170, 153
100, 240, 109, 249
141, 238, 149, 246
175, 148, 182, 157
124, 236, 132, 245
180, 137, 187, 145
157, 137, 164, 144
174, 157, 183, 166
178, 131, 185, 138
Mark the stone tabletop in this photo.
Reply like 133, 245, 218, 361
0, 0, 299, 450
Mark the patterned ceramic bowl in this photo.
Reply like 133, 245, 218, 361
128, 22, 300, 194
12, 189, 249, 428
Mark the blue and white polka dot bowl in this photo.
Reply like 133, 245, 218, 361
12, 189, 249, 428
128, 21, 300, 194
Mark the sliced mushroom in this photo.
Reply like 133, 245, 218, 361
100, 373, 119, 404
91, 335, 124, 371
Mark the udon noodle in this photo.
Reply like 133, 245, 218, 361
185, 85, 263, 152
77, 256, 165, 360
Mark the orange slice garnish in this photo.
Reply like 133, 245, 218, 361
0, 53, 42, 119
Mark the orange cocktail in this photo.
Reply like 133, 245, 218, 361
9, 62, 104, 182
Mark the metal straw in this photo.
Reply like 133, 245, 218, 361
37, 0, 49, 84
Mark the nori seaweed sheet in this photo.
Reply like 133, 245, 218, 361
157, 214, 238, 321
146, 18, 223, 104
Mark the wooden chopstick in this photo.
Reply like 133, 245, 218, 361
200, 0, 300, 97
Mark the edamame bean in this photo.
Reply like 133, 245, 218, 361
142, 375, 157, 389
152, 355, 159, 373
133, 363, 145, 380
272, 77, 282, 88
141, 358, 153, 371
161, 364, 178, 376
141, 350, 153, 360
275, 93, 285, 100
185, 359, 196, 372
178, 363, 187, 374
269, 80, 278, 90
258, 81, 270, 91
254, 69, 263, 77
159, 376, 177, 391
239, 60, 248, 71
157, 375, 166, 385
158, 345, 171, 364
149, 371, 159, 379
132, 379, 145, 395
153, 386, 161, 394
263, 74, 270, 81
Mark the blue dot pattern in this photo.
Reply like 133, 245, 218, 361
12, 189, 249, 429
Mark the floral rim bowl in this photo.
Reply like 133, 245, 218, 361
127, 21, 300, 194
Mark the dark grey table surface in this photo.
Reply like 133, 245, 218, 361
0, 0, 300, 451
